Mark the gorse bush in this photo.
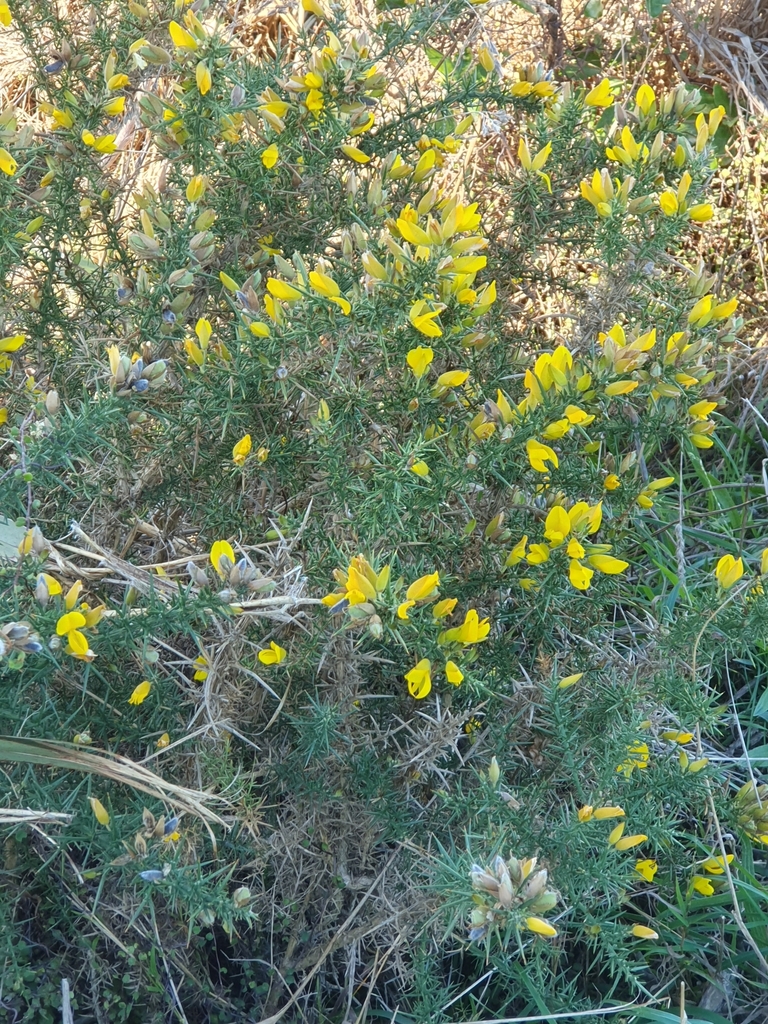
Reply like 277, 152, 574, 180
0, 0, 767, 1020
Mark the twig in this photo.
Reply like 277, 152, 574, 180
253, 845, 402, 1024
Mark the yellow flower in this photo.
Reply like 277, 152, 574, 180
635, 859, 658, 882
567, 538, 585, 559
658, 190, 679, 216
700, 853, 734, 875
409, 300, 443, 338
103, 96, 126, 116
210, 539, 235, 577
617, 741, 650, 776
0, 2, 12, 26
406, 347, 434, 378
631, 925, 658, 940
169, 19, 198, 49
761, 548, 768, 575
445, 661, 463, 685
405, 658, 432, 699
692, 875, 714, 896
569, 560, 594, 591
578, 805, 593, 821
157, 732, 170, 749
615, 834, 648, 851
107, 73, 130, 90
195, 61, 212, 95
37, 572, 62, 597
526, 438, 558, 473
0, 147, 17, 176
525, 916, 557, 937
266, 278, 302, 302
585, 78, 614, 107
128, 680, 152, 705
544, 505, 570, 546
186, 175, 207, 203
505, 536, 528, 566
688, 203, 713, 222
193, 656, 209, 681
410, 460, 430, 477
433, 597, 457, 619
542, 418, 571, 441
436, 369, 469, 389
406, 572, 440, 602
64, 580, 83, 610
258, 641, 287, 665
715, 554, 744, 590
439, 608, 490, 646
262, 144, 279, 169
558, 672, 582, 689
397, 600, 414, 620
340, 144, 370, 163
67, 629, 90, 658
688, 401, 718, 424
56, 611, 86, 635
593, 806, 625, 820
526, 544, 549, 565
635, 83, 655, 115
604, 379, 638, 396
89, 797, 110, 828
233, 433, 252, 466
305, 88, 324, 112
588, 554, 629, 575
0, 333, 25, 353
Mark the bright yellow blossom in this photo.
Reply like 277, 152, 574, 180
89, 797, 110, 828
56, 611, 86, 635
525, 917, 557, 937
258, 641, 286, 665
128, 680, 152, 705
585, 78, 614, 107
406, 572, 440, 602
233, 434, 252, 466
445, 661, 464, 685
261, 144, 279, 169
210, 539, 235, 577
715, 554, 744, 590
635, 859, 658, 882
406, 658, 432, 699
526, 438, 558, 473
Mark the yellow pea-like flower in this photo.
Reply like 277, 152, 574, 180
232, 434, 252, 466
525, 917, 557, 937
258, 641, 287, 665
261, 144, 279, 169
266, 278, 302, 302
0, 147, 17, 176
585, 79, 614, 107
406, 346, 434, 379
445, 661, 463, 685
635, 859, 657, 882
128, 680, 152, 705
169, 20, 198, 49
89, 797, 110, 828
196, 62, 212, 95
56, 611, 86, 635
405, 658, 431, 699
715, 554, 744, 590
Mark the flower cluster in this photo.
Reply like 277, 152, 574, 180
322, 556, 490, 699
469, 853, 559, 942
506, 501, 627, 591
43, 577, 105, 662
